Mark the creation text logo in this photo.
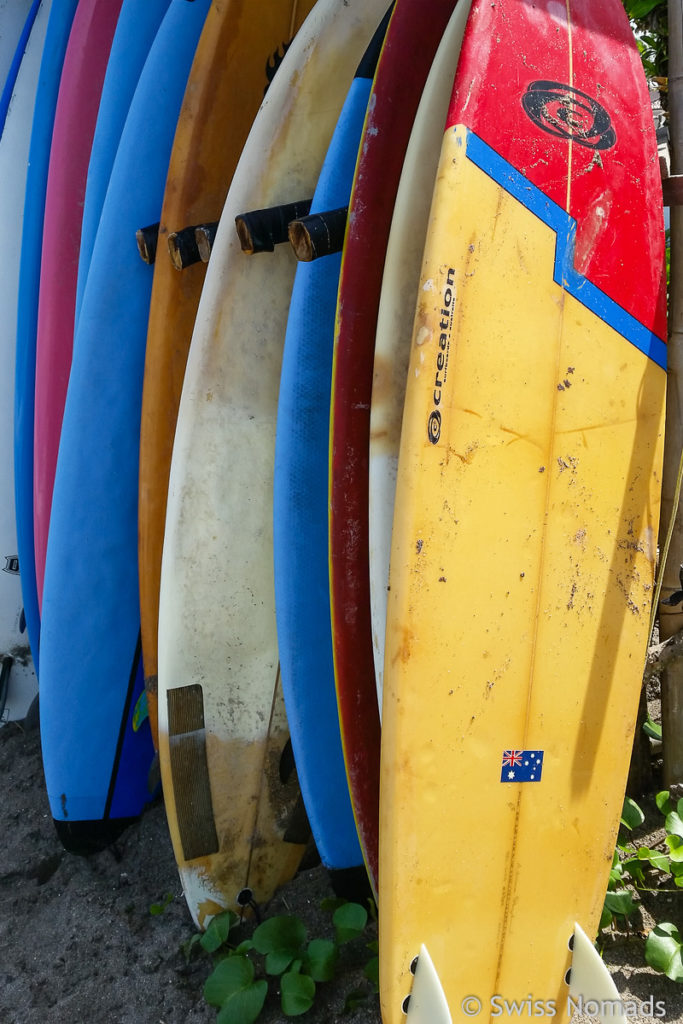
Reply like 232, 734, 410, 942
427, 267, 455, 445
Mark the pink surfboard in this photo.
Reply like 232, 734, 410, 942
33, 0, 123, 609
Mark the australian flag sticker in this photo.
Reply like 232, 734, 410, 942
500, 750, 544, 783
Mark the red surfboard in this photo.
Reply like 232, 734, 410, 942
328, 0, 461, 894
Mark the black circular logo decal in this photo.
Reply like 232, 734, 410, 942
521, 81, 616, 150
427, 410, 441, 445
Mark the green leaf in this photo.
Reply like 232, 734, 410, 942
643, 717, 662, 741
666, 835, 683, 863
343, 988, 369, 1013
364, 954, 380, 991
665, 811, 683, 840
620, 796, 645, 830
216, 980, 268, 1024
132, 688, 149, 731
625, 0, 666, 17
656, 791, 674, 815
621, 857, 646, 885
603, 890, 637, 917
320, 897, 348, 914
204, 955, 255, 1008
333, 902, 368, 944
234, 940, 254, 955
253, 915, 306, 976
149, 892, 174, 916
264, 950, 296, 976
201, 911, 239, 953
599, 904, 614, 931
643, 848, 671, 873
306, 938, 337, 982
280, 970, 315, 1016
182, 932, 203, 963
645, 923, 683, 982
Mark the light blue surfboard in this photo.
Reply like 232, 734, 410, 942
273, 13, 389, 890
0, 0, 40, 139
14, 0, 78, 678
39, 0, 211, 854
74, 0, 171, 326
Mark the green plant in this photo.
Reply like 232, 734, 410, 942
192, 898, 378, 1023
622, 0, 668, 80
601, 793, 683, 982
149, 891, 175, 916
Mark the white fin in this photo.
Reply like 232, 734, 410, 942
405, 944, 452, 1024
569, 922, 628, 1024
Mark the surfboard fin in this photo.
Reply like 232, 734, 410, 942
404, 945, 452, 1024
402, 927, 626, 1024
568, 922, 628, 1024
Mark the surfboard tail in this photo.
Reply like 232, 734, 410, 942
402, 926, 628, 1024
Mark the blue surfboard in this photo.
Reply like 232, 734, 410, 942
14, 0, 78, 677
39, 0, 211, 854
74, 0, 171, 327
0, 0, 40, 139
273, 14, 389, 888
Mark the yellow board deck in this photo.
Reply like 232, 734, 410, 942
379, 120, 666, 1022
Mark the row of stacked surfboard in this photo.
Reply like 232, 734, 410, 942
0, 0, 667, 1021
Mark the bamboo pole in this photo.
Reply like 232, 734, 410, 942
658, 0, 683, 785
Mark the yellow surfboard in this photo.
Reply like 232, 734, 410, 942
378, 1, 667, 1020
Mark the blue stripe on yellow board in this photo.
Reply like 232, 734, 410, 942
458, 128, 667, 371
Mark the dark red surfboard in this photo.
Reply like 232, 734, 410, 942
328, 0, 462, 894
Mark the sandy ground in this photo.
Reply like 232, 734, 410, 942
0, 716, 682, 1024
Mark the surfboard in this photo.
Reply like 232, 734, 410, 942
39, 0, 211, 855
139, 0, 317, 753
369, 1, 471, 716
33, 0, 123, 612
157, 0, 389, 929
0, 0, 39, 138
328, 0, 462, 895
379, 1, 667, 1020
13, 0, 78, 677
273, 13, 391, 896
0, 0, 47, 723
74, 0, 171, 328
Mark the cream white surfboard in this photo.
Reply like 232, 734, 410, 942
368, 0, 471, 716
158, 0, 389, 928
0, 0, 47, 722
